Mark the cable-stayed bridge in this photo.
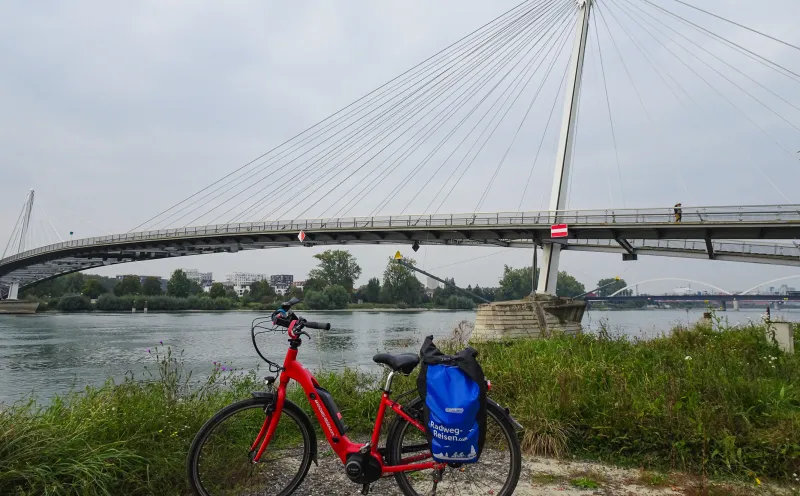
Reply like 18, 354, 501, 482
2, 0, 800, 299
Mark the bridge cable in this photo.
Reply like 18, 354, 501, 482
226, 3, 554, 223
1, 199, 27, 259
517, 59, 569, 211
611, 0, 800, 168
599, 1, 695, 108
334, 6, 572, 220
595, 1, 691, 198
292, 1, 575, 220
585, 16, 615, 207
473, 13, 576, 212
383, 6, 577, 217
129, 0, 538, 231
173, 3, 545, 226
637, 0, 800, 86
612, 1, 798, 200
312, 1, 574, 219
592, 11, 627, 208
220, 1, 557, 223
628, 0, 800, 134
262, 1, 566, 221
364, 2, 575, 217
426, 12, 578, 215
664, 0, 800, 53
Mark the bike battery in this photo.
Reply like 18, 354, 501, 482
314, 386, 347, 435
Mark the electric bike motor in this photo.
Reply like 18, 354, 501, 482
345, 452, 382, 484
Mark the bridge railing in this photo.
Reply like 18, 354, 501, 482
2, 204, 800, 265
569, 238, 800, 257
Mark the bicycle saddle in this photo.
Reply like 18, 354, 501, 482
372, 353, 419, 375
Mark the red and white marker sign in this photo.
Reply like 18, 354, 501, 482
297, 231, 307, 242
550, 224, 569, 238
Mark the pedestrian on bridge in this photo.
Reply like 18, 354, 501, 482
674, 202, 682, 223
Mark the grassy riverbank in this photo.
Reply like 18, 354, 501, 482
1, 322, 798, 495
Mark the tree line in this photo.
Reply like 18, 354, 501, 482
22, 249, 630, 312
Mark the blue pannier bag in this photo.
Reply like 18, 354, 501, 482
417, 335, 487, 464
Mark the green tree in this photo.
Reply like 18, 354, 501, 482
248, 280, 276, 304
80, 279, 106, 299
304, 290, 329, 310
595, 277, 628, 297
308, 250, 362, 293
114, 275, 142, 296
356, 277, 381, 303
324, 285, 350, 309
57, 294, 92, 312
287, 285, 304, 300
445, 295, 476, 310
208, 282, 226, 299
166, 270, 191, 298
381, 258, 424, 305
556, 271, 586, 298
225, 288, 239, 301
432, 278, 458, 306
496, 265, 537, 301
63, 273, 86, 294
496, 265, 585, 299
141, 277, 164, 296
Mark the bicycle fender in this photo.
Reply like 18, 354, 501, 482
252, 391, 319, 466
488, 398, 525, 434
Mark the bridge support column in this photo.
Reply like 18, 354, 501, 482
8, 282, 19, 300
732, 299, 739, 311
537, 0, 593, 294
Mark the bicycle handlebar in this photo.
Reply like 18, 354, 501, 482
303, 321, 331, 331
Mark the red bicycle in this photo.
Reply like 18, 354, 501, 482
187, 298, 522, 495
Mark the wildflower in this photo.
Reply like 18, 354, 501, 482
684, 356, 692, 361
147, 348, 151, 354
755, 477, 761, 485
160, 340, 163, 345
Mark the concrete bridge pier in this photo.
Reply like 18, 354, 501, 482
7, 282, 19, 300
471, 293, 585, 342
732, 299, 740, 311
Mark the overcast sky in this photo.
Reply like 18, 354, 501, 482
1, 0, 799, 294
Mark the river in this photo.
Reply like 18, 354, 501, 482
1, 308, 797, 404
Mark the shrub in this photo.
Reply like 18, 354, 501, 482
57, 294, 92, 312
445, 295, 475, 310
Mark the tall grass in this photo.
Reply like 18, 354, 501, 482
0, 322, 797, 495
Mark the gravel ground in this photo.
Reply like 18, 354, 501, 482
279, 445, 793, 496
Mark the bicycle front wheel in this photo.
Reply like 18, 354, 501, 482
386, 397, 522, 496
187, 396, 314, 496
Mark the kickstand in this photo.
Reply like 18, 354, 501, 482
427, 468, 444, 496
361, 483, 370, 495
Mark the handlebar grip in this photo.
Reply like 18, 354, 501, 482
304, 321, 331, 331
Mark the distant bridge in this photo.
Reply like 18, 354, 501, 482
2, 204, 800, 295
585, 294, 800, 304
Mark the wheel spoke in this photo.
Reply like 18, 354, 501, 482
389, 402, 520, 496
189, 398, 312, 496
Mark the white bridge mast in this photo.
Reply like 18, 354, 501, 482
537, 0, 593, 295
5, 189, 35, 300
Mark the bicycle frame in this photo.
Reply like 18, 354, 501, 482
250, 321, 444, 475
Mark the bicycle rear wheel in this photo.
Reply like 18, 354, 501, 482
386, 397, 521, 496
187, 396, 314, 496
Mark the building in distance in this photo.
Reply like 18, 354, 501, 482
270, 274, 294, 295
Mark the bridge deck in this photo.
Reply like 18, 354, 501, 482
2, 205, 800, 293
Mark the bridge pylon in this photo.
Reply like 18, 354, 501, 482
537, 0, 593, 295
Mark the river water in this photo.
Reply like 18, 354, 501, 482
1, 308, 797, 404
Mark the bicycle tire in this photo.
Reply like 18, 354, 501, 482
187, 395, 315, 496
386, 397, 522, 496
